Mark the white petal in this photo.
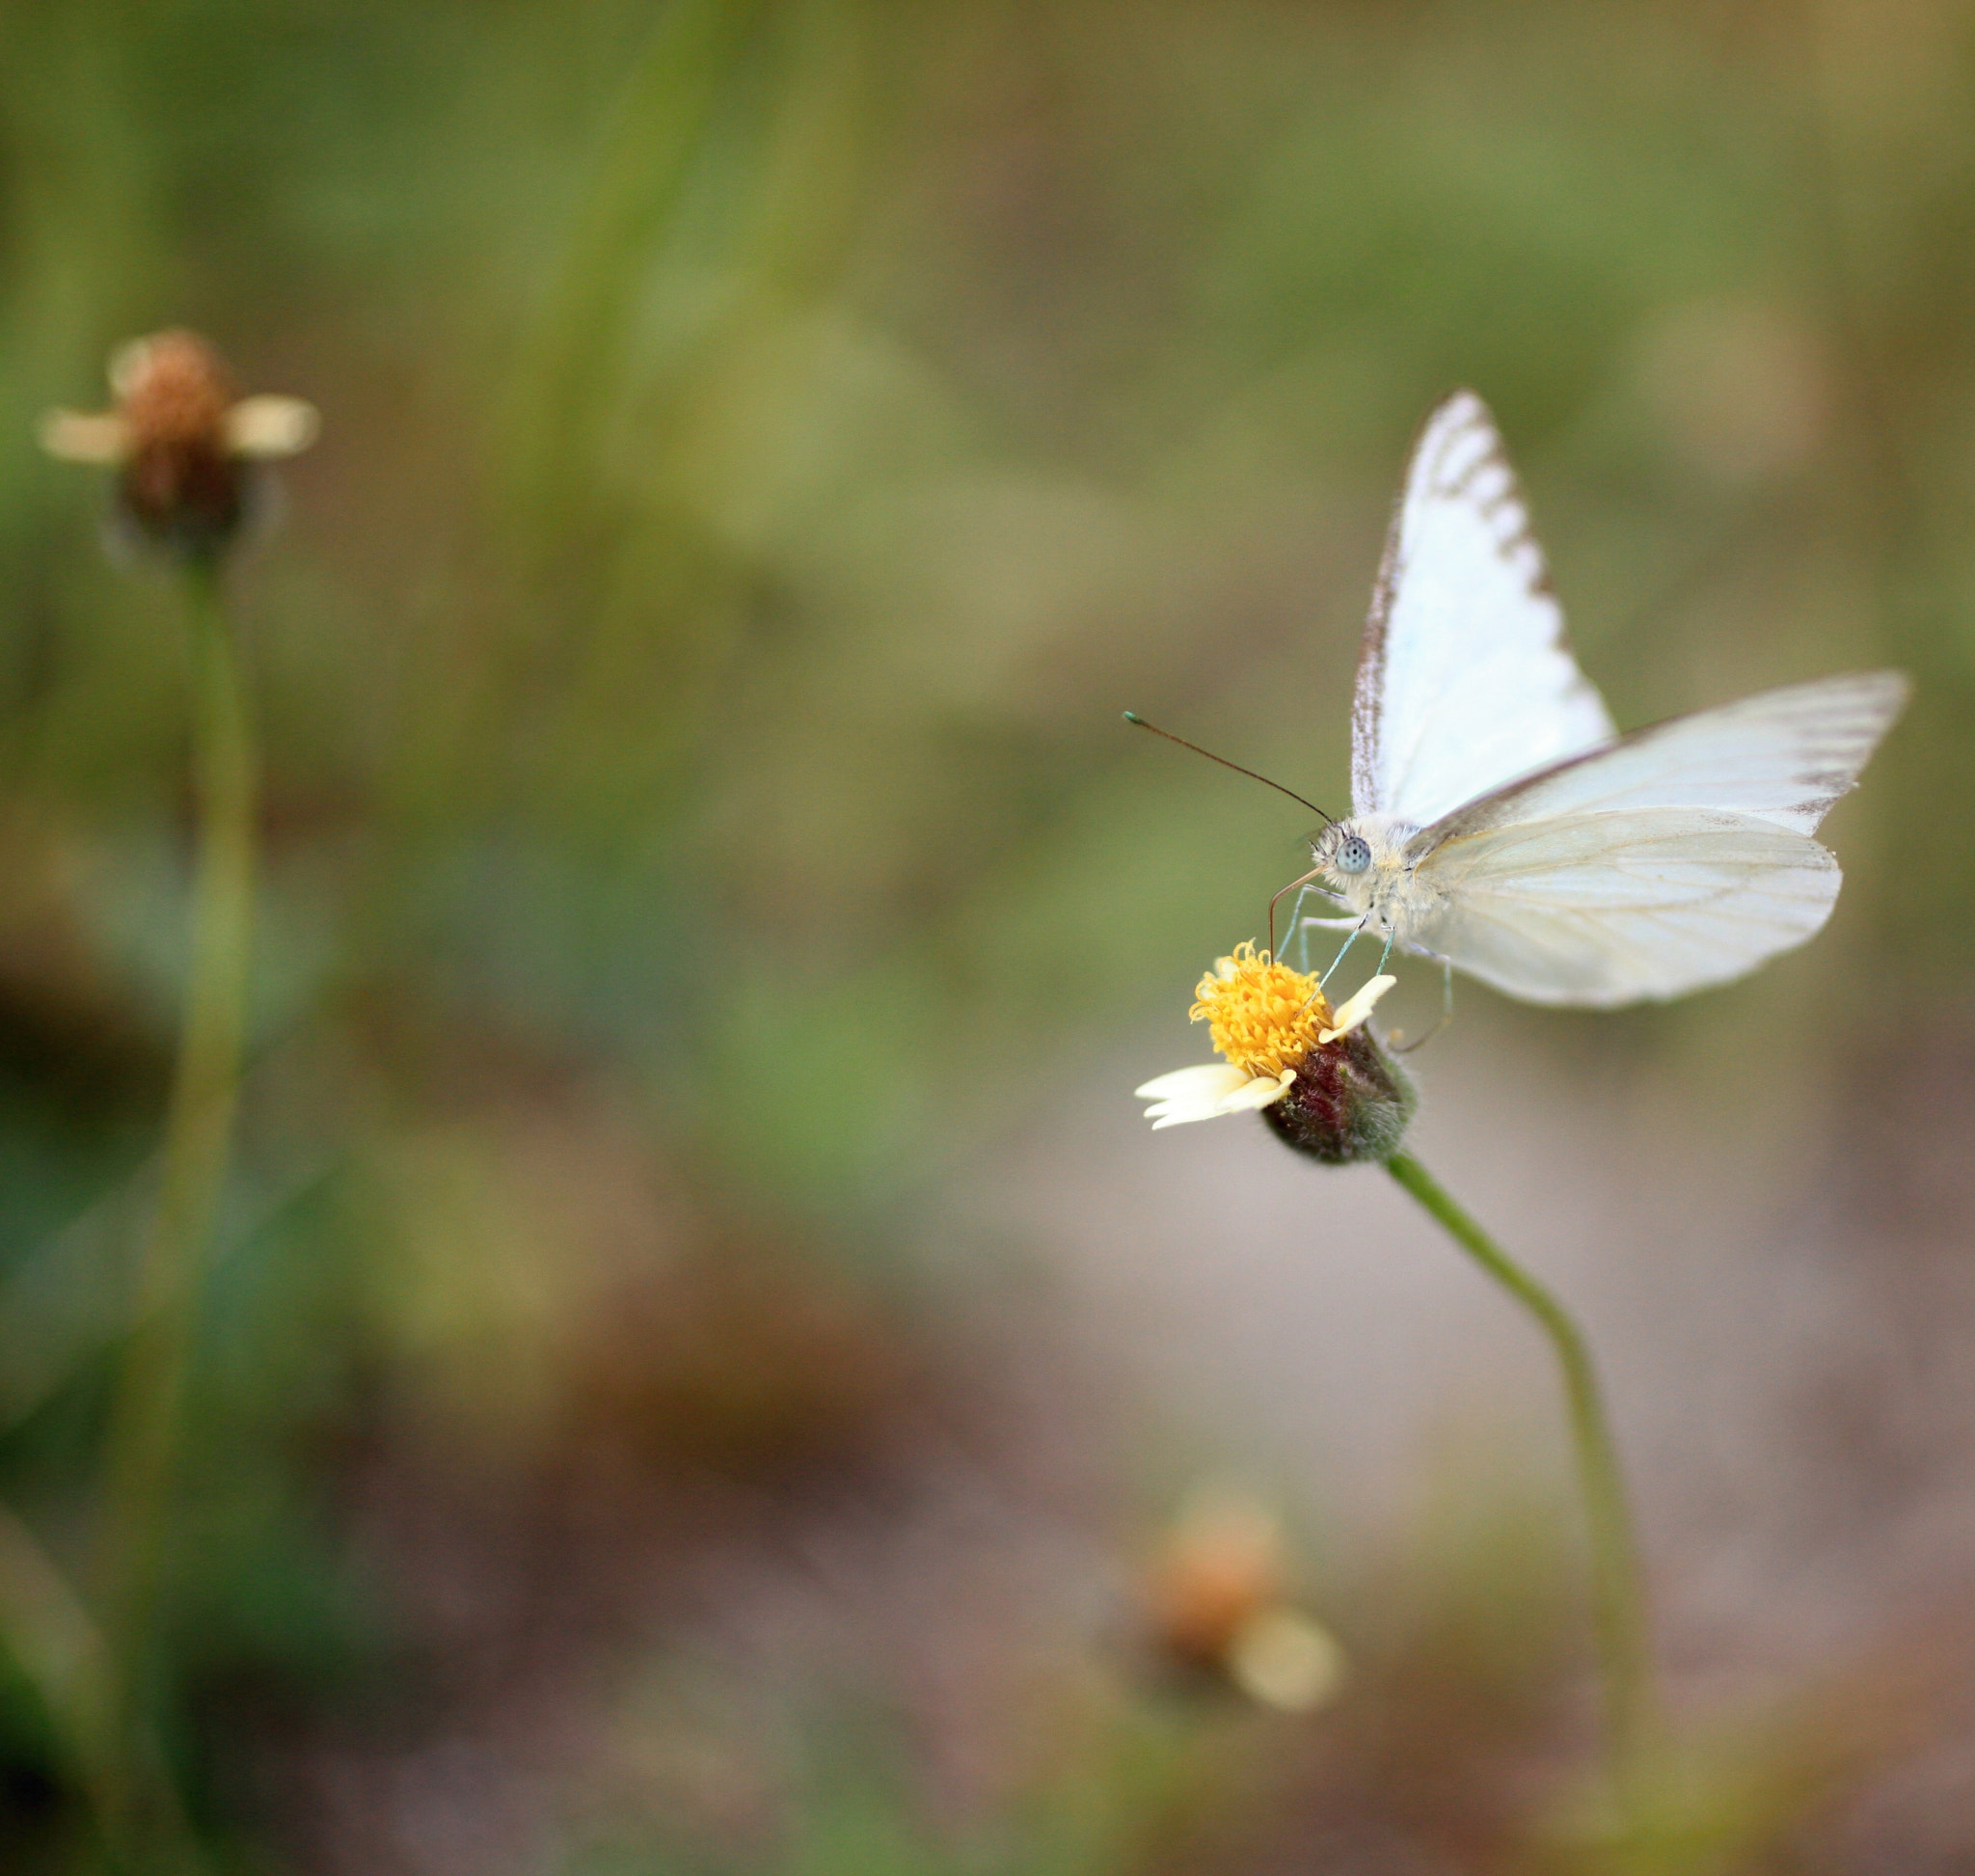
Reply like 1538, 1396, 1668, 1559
1219, 1070, 1295, 1112
225, 394, 319, 459
109, 338, 158, 398
1318, 974, 1396, 1043
1135, 1063, 1249, 1101
39, 410, 130, 463
1150, 1105, 1229, 1129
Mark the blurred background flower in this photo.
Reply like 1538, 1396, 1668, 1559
1144, 1483, 1347, 1716
1, 1, 1972, 1870
41, 328, 317, 561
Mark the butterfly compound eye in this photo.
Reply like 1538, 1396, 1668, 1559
1336, 833, 1372, 875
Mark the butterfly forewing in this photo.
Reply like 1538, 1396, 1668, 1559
1353, 390, 1613, 828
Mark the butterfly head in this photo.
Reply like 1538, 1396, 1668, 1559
1312, 824, 1372, 877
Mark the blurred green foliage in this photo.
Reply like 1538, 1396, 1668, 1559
0, 0, 1970, 1868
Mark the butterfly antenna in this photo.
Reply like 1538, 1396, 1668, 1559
1122, 713, 1333, 825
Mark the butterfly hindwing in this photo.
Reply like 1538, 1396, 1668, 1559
1407, 672, 1907, 1004
1416, 809, 1841, 1005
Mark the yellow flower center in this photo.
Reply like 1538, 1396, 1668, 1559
1190, 942, 1331, 1077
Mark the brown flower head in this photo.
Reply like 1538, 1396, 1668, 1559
41, 330, 317, 562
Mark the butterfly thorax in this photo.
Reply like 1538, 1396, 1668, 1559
1314, 815, 1442, 945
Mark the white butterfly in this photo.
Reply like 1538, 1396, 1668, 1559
1298, 390, 1907, 1008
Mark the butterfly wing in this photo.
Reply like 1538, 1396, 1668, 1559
1408, 672, 1907, 1005
1352, 390, 1614, 827
1413, 809, 1842, 1005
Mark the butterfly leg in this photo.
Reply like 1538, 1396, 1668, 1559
1279, 880, 1319, 969
1392, 956, 1455, 1055
1299, 884, 1350, 969
1285, 884, 1351, 969
1318, 914, 1371, 989
1295, 916, 1361, 974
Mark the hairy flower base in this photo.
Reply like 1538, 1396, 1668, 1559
1260, 1023, 1416, 1164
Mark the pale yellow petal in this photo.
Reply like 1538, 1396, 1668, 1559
225, 394, 319, 459
1218, 1070, 1295, 1113
1135, 1063, 1249, 1102
1228, 1609, 1346, 1713
1143, 1096, 1231, 1127
39, 410, 131, 464
1150, 1103, 1232, 1129
108, 338, 154, 399
1317, 973, 1395, 1044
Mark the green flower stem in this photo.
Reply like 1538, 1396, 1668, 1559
1385, 1150, 1657, 1790
95, 563, 255, 1854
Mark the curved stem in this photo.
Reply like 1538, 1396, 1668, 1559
94, 563, 255, 1859
1385, 1151, 1657, 1796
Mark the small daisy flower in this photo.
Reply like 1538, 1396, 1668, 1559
1145, 1482, 1347, 1714
41, 329, 317, 562
1135, 942, 1413, 1162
